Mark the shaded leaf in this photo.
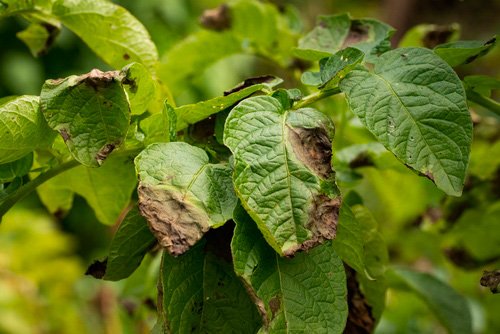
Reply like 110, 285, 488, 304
434, 37, 497, 67
16, 22, 60, 57
231, 205, 348, 333
224, 95, 341, 256
0, 95, 56, 164
41, 69, 130, 167
340, 47, 472, 196
134, 142, 237, 256
0, 153, 33, 183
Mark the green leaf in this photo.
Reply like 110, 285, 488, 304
301, 47, 364, 88
295, 14, 394, 61
52, 0, 158, 71
37, 153, 137, 224
16, 22, 60, 57
175, 75, 282, 130
0, 153, 33, 183
332, 205, 364, 275
134, 142, 237, 256
224, 95, 341, 256
463, 75, 500, 97
231, 205, 348, 333
40, 69, 131, 167
434, 37, 496, 67
120, 62, 156, 115
0, 0, 53, 17
340, 47, 472, 196
102, 207, 156, 281
0, 95, 56, 164
389, 268, 472, 334
398, 23, 459, 48
160, 237, 262, 333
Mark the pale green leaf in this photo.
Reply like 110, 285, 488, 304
0, 95, 56, 164
52, 0, 158, 71
398, 23, 459, 48
134, 142, 237, 256
120, 62, 156, 115
434, 37, 497, 67
224, 95, 341, 256
0, 0, 53, 17
40, 69, 131, 167
16, 22, 60, 57
232, 205, 348, 333
0, 153, 33, 183
340, 47, 472, 196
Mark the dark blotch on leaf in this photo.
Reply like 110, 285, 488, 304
224, 75, 277, 96
199, 4, 231, 31
480, 270, 500, 294
123, 53, 130, 60
269, 296, 281, 319
96, 143, 116, 165
60, 128, 71, 142
85, 259, 108, 279
422, 25, 455, 48
82, 69, 120, 92
342, 21, 369, 48
344, 264, 375, 333
38, 23, 60, 57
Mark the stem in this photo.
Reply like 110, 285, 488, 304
292, 87, 342, 110
467, 90, 500, 116
0, 160, 80, 220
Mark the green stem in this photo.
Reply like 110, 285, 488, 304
467, 90, 500, 116
292, 87, 342, 110
0, 160, 80, 220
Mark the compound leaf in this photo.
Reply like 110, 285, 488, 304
340, 47, 472, 196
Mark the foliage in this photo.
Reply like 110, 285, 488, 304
0, 0, 499, 333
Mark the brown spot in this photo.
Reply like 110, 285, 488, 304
82, 69, 120, 92
137, 184, 210, 256
349, 153, 374, 169
343, 264, 375, 333
480, 270, 500, 294
422, 25, 455, 48
123, 53, 130, 60
287, 126, 333, 179
465, 37, 496, 64
269, 296, 281, 319
199, 4, 231, 31
224, 75, 278, 96
60, 128, 71, 142
122, 76, 138, 93
424, 171, 434, 181
342, 21, 369, 49
444, 247, 483, 270
96, 143, 116, 165
37, 23, 60, 57
85, 259, 108, 279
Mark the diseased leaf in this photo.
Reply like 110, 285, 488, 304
434, 37, 496, 67
389, 268, 472, 334
480, 270, 500, 294
231, 205, 348, 333
160, 229, 262, 333
0, 95, 56, 164
52, 0, 158, 71
295, 14, 394, 61
398, 23, 459, 48
102, 206, 156, 281
16, 22, 60, 57
175, 76, 282, 130
344, 265, 375, 333
224, 95, 342, 256
340, 47, 472, 196
134, 142, 237, 256
0, 153, 33, 183
40, 69, 130, 167
120, 62, 156, 115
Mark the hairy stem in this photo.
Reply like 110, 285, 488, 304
0, 160, 80, 220
292, 87, 342, 110
467, 90, 500, 116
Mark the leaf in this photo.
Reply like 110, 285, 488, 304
52, 0, 158, 71
101, 207, 156, 281
398, 23, 459, 48
463, 75, 500, 97
160, 232, 262, 333
0, 95, 56, 164
134, 142, 237, 256
231, 205, 348, 333
340, 47, 472, 196
16, 22, 60, 57
37, 153, 137, 224
301, 47, 364, 88
40, 69, 131, 167
120, 62, 156, 115
480, 270, 500, 294
295, 14, 394, 61
0, 153, 33, 183
175, 75, 282, 130
224, 95, 342, 256
0, 0, 53, 17
434, 37, 496, 67
389, 268, 472, 334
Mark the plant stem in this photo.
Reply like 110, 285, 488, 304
0, 160, 80, 220
292, 87, 342, 110
467, 90, 500, 116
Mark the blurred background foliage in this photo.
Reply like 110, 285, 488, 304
0, 0, 499, 333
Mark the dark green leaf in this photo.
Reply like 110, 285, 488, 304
0, 153, 33, 183
340, 47, 472, 196
333, 205, 364, 275
434, 37, 496, 67
231, 205, 348, 333
224, 95, 341, 256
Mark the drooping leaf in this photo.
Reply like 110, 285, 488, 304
295, 14, 394, 61
175, 75, 282, 130
37, 153, 137, 225
40, 69, 131, 167
224, 95, 341, 256
160, 231, 262, 333
398, 23, 459, 48
434, 37, 496, 67
16, 22, 60, 57
52, 0, 158, 71
389, 268, 472, 334
134, 142, 237, 256
0, 153, 33, 183
231, 205, 348, 333
340, 47, 472, 196
101, 207, 156, 281
0, 95, 56, 164
120, 62, 156, 115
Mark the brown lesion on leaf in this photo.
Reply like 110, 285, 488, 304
59, 128, 71, 142
81, 69, 121, 92
96, 143, 117, 165
344, 264, 375, 334
268, 296, 281, 319
480, 270, 500, 294
38, 23, 60, 57
85, 259, 108, 279
287, 126, 333, 179
137, 184, 210, 256
421, 25, 456, 48
224, 75, 278, 96
342, 21, 370, 49
199, 4, 231, 31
